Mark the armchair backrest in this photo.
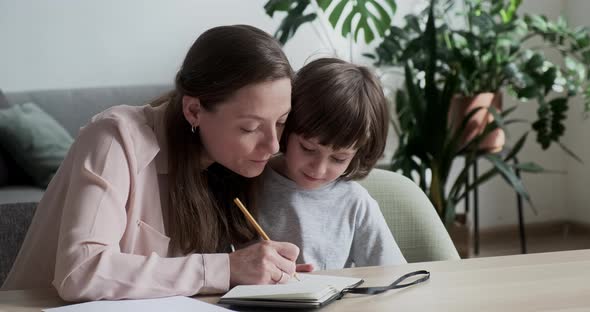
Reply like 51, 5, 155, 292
358, 169, 460, 262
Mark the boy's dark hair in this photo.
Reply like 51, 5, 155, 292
282, 57, 389, 180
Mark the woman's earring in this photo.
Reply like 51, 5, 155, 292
191, 126, 195, 133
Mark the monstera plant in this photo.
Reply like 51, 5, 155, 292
264, 0, 397, 45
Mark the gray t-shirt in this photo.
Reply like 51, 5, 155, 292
256, 166, 406, 270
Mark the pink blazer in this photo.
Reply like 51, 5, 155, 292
2, 103, 230, 301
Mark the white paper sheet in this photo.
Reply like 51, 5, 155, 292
43, 296, 232, 312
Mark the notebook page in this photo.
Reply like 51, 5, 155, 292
295, 274, 362, 291
221, 274, 361, 301
222, 281, 332, 300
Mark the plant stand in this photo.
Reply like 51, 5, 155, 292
465, 155, 527, 255
449, 213, 471, 258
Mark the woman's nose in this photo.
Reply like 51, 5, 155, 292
261, 127, 280, 155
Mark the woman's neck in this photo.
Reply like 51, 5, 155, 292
268, 155, 292, 181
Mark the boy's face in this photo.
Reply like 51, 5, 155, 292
283, 134, 357, 190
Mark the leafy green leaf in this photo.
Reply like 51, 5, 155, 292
525, 53, 544, 72
328, 0, 397, 43
526, 14, 548, 32
500, 0, 522, 23
483, 154, 535, 210
504, 132, 529, 161
328, 0, 347, 28
267, 0, 316, 45
512, 162, 545, 173
558, 141, 583, 163
264, 0, 296, 16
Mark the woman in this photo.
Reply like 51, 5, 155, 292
3, 25, 309, 301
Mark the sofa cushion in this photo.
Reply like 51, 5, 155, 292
5, 85, 171, 136
0, 103, 73, 187
0, 89, 8, 108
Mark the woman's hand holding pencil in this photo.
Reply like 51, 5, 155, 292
229, 198, 311, 286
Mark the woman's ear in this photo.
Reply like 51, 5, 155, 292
182, 95, 201, 128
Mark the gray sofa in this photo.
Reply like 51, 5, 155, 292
0, 85, 171, 204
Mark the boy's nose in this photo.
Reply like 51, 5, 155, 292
308, 159, 327, 177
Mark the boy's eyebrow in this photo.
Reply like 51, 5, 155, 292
334, 151, 356, 156
302, 137, 357, 155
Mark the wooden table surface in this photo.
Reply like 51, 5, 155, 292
1, 249, 589, 311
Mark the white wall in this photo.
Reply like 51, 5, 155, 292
0, 0, 421, 92
474, 0, 571, 228
0, 0, 283, 91
564, 0, 590, 224
1, 0, 586, 229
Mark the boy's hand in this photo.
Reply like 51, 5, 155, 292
296, 263, 314, 272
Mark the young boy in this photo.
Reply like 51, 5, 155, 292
256, 58, 406, 271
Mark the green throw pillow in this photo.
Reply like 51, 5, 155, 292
0, 102, 73, 187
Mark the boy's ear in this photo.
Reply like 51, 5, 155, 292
182, 95, 201, 127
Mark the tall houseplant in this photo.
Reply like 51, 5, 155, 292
369, 0, 590, 225
372, 0, 590, 155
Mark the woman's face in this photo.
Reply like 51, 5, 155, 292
197, 78, 291, 177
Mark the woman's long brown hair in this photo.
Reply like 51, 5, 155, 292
159, 25, 293, 254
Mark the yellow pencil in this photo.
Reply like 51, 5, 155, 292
233, 197, 300, 281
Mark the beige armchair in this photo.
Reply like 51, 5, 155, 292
359, 169, 460, 262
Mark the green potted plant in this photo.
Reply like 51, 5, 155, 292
372, 0, 590, 155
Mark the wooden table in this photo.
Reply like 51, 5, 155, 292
2, 249, 589, 311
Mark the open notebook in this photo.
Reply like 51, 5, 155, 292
218, 273, 363, 308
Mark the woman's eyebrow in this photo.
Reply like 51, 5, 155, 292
237, 114, 264, 121
238, 110, 291, 120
